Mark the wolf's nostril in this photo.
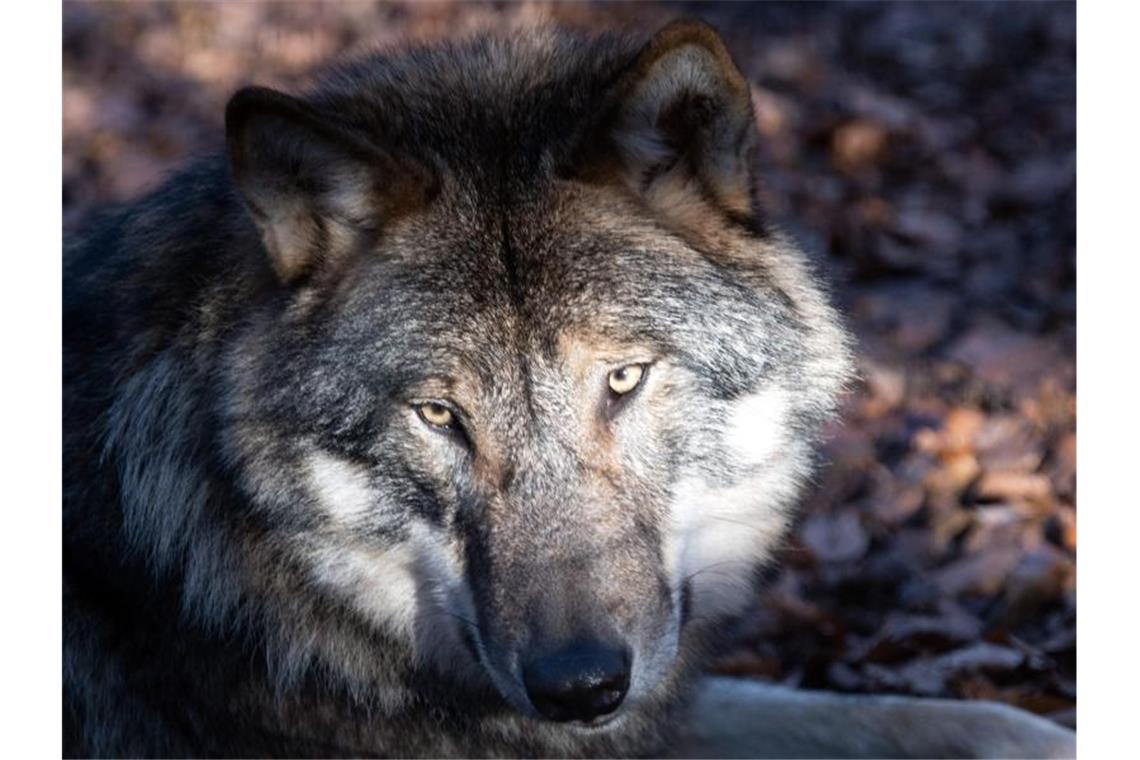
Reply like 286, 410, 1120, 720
523, 642, 631, 723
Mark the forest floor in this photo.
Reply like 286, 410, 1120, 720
63, 1, 1076, 727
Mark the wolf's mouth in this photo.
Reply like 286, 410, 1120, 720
565, 709, 627, 732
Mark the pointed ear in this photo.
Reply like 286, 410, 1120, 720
226, 87, 432, 283
588, 20, 759, 228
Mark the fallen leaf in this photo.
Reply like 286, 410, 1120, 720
974, 472, 1052, 504
833, 119, 889, 173
800, 512, 871, 563
894, 642, 1024, 696
934, 548, 1022, 597
850, 612, 982, 664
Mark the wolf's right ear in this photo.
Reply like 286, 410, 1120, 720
226, 87, 432, 283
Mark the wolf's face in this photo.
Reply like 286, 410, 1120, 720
217, 22, 850, 729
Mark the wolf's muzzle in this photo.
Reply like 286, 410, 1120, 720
522, 641, 631, 723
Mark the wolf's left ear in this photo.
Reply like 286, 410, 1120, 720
584, 20, 759, 228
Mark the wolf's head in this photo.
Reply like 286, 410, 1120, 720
214, 20, 850, 730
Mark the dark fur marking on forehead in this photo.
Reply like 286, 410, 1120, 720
498, 215, 527, 313
518, 352, 539, 428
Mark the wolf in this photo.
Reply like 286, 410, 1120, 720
63, 19, 1075, 758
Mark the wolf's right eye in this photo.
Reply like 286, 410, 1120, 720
416, 402, 455, 429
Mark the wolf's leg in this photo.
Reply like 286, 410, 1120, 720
672, 676, 1075, 759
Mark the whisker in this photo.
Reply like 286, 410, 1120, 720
681, 558, 755, 585
443, 610, 482, 633
705, 514, 770, 531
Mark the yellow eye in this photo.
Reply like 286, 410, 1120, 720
417, 402, 455, 428
607, 364, 645, 396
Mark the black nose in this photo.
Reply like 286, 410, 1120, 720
523, 642, 631, 723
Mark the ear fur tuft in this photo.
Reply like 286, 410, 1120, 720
597, 20, 760, 229
226, 86, 432, 283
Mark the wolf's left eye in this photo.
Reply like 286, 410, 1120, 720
607, 364, 646, 396
416, 402, 455, 429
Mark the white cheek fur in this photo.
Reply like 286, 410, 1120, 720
666, 386, 808, 619
304, 450, 421, 634
305, 449, 375, 523
309, 521, 468, 656
304, 449, 472, 662
310, 541, 421, 638
724, 387, 790, 468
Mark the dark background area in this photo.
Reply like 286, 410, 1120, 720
63, 1, 1076, 727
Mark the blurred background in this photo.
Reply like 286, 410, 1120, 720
62, 1, 1076, 727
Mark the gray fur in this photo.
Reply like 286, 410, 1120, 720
64, 20, 1066, 759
